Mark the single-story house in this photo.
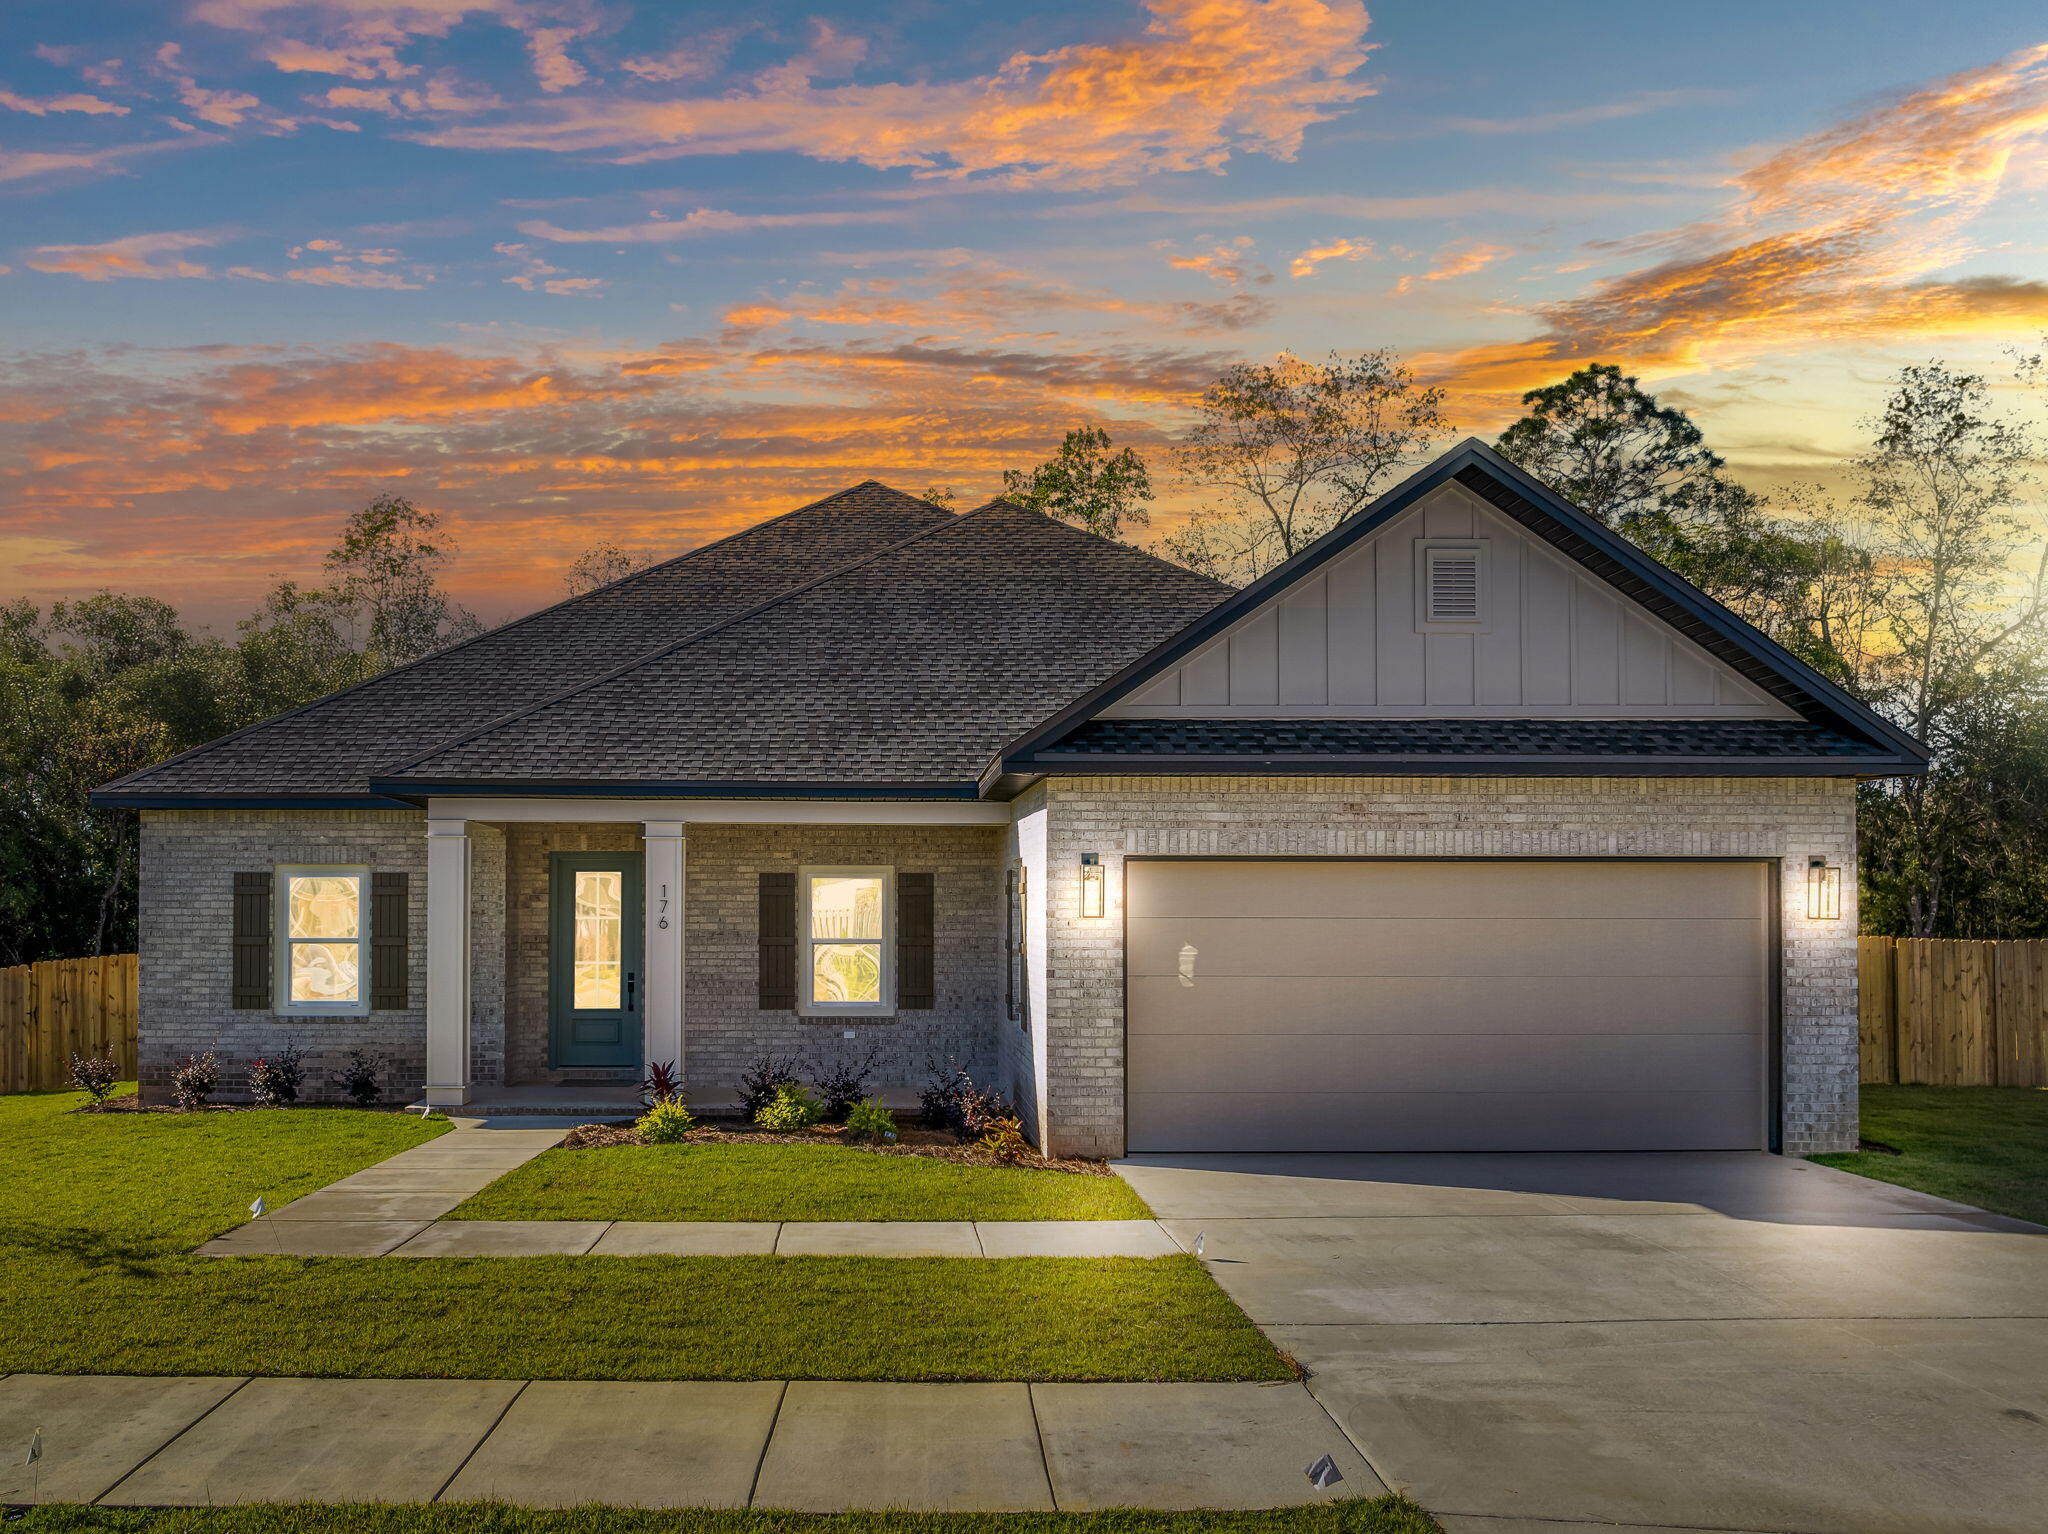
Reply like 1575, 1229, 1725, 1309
94, 440, 1925, 1156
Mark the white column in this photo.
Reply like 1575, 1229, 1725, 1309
422, 817, 474, 1106
642, 821, 687, 1077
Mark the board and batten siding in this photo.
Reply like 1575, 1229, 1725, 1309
1099, 481, 1793, 719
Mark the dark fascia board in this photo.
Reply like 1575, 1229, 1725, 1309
993, 439, 1930, 772
88, 791, 416, 810
1005, 752, 1920, 779
366, 777, 987, 801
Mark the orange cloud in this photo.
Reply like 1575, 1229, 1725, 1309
1163, 237, 1273, 287
0, 87, 128, 116
25, 230, 222, 281
1393, 241, 1511, 293
414, 0, 1375, 188
0, 135, 213, 184
1287, 236, 1372, 277
494, 241, 607, 296
519, 207, 906, 243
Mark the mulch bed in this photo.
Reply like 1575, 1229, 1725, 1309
558, 1116, 1115, 1176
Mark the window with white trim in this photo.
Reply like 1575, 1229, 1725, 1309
798, 866, 894, 1014
275, 865, 370, 1014
1415, 539, 1489, 631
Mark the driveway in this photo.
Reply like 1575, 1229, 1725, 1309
1115, 1152, 2048, 1534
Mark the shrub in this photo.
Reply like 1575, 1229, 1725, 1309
919, 1057, 1014, 1138
976, 1115, 1032, 1163
755, 1082, 825, 1131
248, 1042, 305, 1107
640, 1059, 682, 1107
736, 1051, 805, 1119
636, 1098, 697, 1143
811, 1045, 882, 1122
66, 1050, 121, 1105
334, 1049, 384, 1107
843, 1097, 899, 1143
170, 1052, 219, 1111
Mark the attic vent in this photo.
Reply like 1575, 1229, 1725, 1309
1420, 541, 1486, 627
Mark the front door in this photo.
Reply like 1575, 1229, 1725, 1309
549, 852, 644, 1070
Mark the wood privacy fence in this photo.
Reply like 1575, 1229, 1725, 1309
0, 955, 138, 1093
1859, 937, 2048, 1086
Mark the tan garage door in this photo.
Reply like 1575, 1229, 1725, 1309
1126, 860, 1770, 1153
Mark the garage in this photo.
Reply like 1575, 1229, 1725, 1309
1125, 859, 1772, 1153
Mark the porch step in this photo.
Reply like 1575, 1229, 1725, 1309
412, 1084, 644, 1118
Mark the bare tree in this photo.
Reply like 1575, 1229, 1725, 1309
565, 542, 647, 596
325, 495, 483, 665
1163, 350, 1450, 583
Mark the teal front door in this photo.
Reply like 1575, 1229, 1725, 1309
549, 852, 644, 1070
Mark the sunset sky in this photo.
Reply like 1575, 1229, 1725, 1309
4, 0, 2047, 628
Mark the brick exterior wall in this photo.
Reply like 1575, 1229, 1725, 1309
1027, 775, 1862, 1159
135, 809, 506, 1105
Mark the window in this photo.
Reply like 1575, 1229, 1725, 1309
572, 869, 626, 1009
1415, 539, 1488, 631
799, 866, 893, 1014
275, 865, 370, 1014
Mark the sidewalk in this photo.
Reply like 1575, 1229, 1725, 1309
0, 1374, 1379, 1512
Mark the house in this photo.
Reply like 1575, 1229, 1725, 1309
93, 440, 1925, 1156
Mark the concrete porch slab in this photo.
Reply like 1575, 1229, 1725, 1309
194, 1219, 430, 1257
389, 1220, 610, 1256
0, 1375, 246, 1505
773, 1221, 982, 1257
589, 1221, 779, 1256
101, 1377, 522, 1506
975, 1220, 1181, 1258
440, 1381, 784, 1508
752, 1382, 1053, 1512
1032, 1382, 1380, 1511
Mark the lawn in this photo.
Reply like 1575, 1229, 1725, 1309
450, 1143, 1155, 1222
18, 1502, 1440, 1534
0, 1090, 1285, 1383
1810, 1084, 2048, 1227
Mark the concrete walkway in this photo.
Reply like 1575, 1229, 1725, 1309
0, 1374, 1375, 1512
1115, 1151, 2048, 1534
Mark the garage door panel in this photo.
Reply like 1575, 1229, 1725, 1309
1128, 916, 1764, 980
1127, 975, 1764, 1036
1128, 1028, 1762, 1096
1127, 1090, 1763, 1153
1126, 859, 1766, 921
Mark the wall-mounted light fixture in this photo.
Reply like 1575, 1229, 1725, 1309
1079, 853, 1106, 919
1807, 857, 1842, 921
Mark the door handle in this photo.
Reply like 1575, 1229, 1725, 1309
626, 972, 637, 1010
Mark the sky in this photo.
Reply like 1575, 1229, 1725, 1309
3, 0, 2047, 629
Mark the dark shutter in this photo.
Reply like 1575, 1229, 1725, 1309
370, 871, 409, 1009
758, 872, 796, 1009
232, 871, 272, 1009
898, 871, 935, 1010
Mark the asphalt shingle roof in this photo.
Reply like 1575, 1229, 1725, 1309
99, 482, 958, 800
377, 499, 1237, 790
1035, 718, 1884, 760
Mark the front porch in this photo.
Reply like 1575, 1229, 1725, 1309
415, 798, 1015, 1114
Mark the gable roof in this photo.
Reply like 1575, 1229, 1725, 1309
367, 499, 1234, 797
995, 439, 1928, 783
94, 482, 957, 806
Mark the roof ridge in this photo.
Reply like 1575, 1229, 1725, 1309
960, 496, 1237, 597
96, 481, 946, 797
384, 497, 1014, 778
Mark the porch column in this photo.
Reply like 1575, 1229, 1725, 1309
422, 817, 474, 1105
642, 821, 686, 1076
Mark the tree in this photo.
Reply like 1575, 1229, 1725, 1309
324, 494, 483, 666
1001, 427, 1153, 540
920, 485, 959, 512
565, 543, 646, 596
1164, 351, 1450, 583
1495, 364, 1725, 531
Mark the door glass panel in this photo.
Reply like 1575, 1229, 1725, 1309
290, 941, 359, 1002
288, 875, 359, 938
813, 943, 882, 1004
810, 876, 882, 939
573, 870, 624, 1010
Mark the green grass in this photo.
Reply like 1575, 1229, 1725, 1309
0, 1090, 1286, 1383
449, 1143, 1155, 1222
16, 1501, 1440, 1534
1811, 1084, 2048, 1227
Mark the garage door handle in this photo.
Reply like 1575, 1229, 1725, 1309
1178, 944, 1198, 988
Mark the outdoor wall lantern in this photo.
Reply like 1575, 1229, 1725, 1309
1079, 853, 1107, 919
1807, 857, 1842, 921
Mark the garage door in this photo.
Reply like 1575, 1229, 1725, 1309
1126, 860, 1770, 1152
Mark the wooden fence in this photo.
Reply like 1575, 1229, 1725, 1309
1859, 937, 2048, 1086
0, 954, 139, 1093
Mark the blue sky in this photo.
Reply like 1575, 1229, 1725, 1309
3, 0, 2045, 623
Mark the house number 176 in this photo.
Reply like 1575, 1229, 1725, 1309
657, 883, 671, 930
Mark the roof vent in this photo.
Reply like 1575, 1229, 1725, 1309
1421, 543, 1483, 625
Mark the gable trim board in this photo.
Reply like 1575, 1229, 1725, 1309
995, 440, 1927, 785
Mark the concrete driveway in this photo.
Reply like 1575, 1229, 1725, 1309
1115, 1152, 2048, 1534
